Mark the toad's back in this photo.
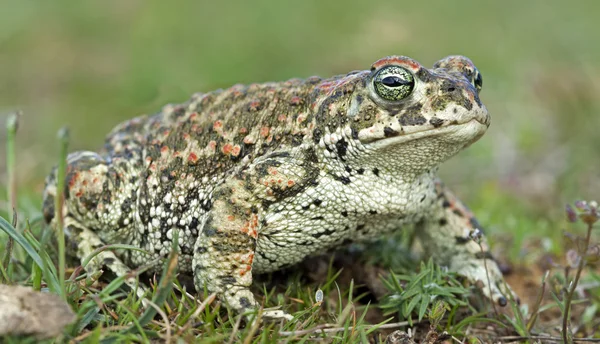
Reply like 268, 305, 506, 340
103, 76, 331, 176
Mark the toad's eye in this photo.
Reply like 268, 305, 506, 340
373, 66, 415, 101
473, 70, 483, 93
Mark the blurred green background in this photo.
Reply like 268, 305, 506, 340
1, 0, 599, 248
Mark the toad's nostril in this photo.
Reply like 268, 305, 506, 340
439, 80, 458, 94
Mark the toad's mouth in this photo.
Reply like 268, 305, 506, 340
363, 118, 488, 150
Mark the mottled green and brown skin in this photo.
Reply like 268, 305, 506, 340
43, 55, 515, 319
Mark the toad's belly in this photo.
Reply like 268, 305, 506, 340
252, 211, 424, 273
251, 172, 436, 272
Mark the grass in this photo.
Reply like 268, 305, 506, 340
1, 1, 600, 342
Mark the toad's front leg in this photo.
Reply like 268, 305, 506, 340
416, 180, 517, 306
191, 152, 312, 321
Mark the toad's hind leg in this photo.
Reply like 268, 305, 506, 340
416, 180, 517, 306
63, 217, 149, 300
42, 150, 148, 299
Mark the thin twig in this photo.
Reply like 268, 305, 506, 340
70, 325, 131, 343
279, 320, 413, 337
526, 270, 549, 332
474, 232, 499, 316
499, 335, 600, 343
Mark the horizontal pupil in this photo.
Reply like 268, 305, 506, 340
381, 76, 409, 87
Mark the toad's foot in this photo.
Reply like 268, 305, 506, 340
244, 308, 294, 325
261, 308, 295, 322
452, 255, 517, 306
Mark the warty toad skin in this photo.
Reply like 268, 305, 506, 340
43, 55, 515, 320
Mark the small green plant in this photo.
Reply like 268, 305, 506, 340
379, 259, 470, 325
560, 200, 599, 343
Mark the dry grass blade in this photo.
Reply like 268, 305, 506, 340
242, 310, 262, 344
227, 314, 244, 344
146, 300, 172, 343
278, 320, 413, 337
180, 292, 217, 333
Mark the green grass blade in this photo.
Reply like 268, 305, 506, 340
80, 244, 147, 270
54, 127, 70, 300
129, 230, 179, 332
3, 113, 19, 283
453, 313, 508, 334
418, 295, 429, 321
0, 215, 61, 292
